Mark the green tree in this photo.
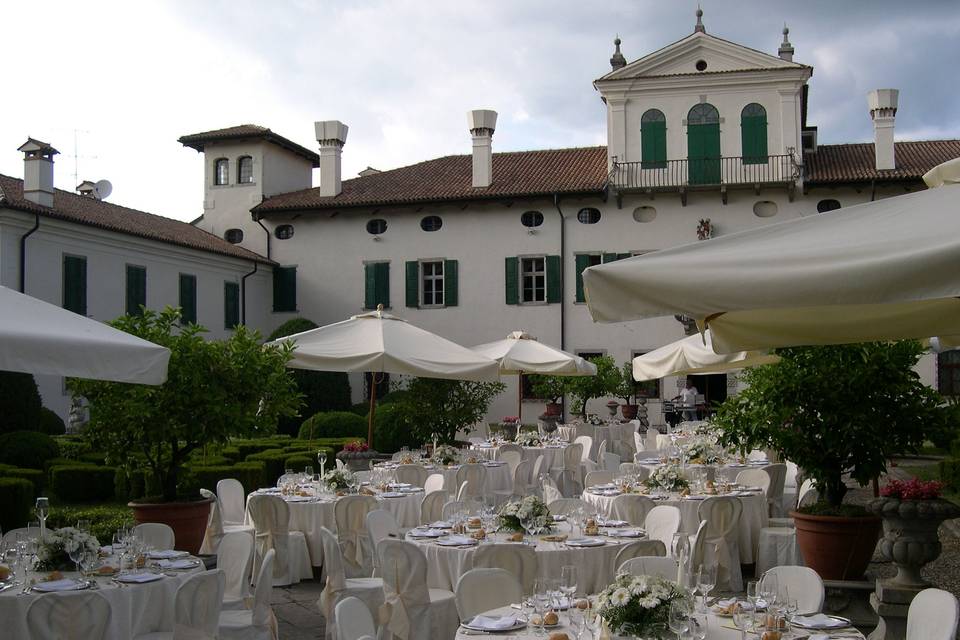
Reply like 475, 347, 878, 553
69, 307, 302, 502
528, 374, 568, 404
391, 378, 506, 444
613, 361, 639, 405
0, 371, 42, 434
565, 355, 620, 418
712, 341, 958, 506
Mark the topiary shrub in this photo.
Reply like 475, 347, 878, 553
44, 457, 96, 473
53, 436, 92, 460
371, 403, 420, 454
0, 467, 45, 495
50, 465, 117, 503
220, 447, 242, 463
186, 462, 265, 495
284, 454, 316, 473
0, 371, 42, 434
115, 467, 147, 501
46, 504, 133, 545
38, 407, 66, 435
79, 452, 107, 466
0, 431, 60, 470
0, 477, 34, 531
245, 449, 289, 487
298, 411, 366, 440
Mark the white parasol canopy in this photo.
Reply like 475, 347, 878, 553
632, 330, 779, 382
0, 285, 170, 384
583, 159, 960, 354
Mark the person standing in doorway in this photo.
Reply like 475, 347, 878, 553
674, 379, 699, 421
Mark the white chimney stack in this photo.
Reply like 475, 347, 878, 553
18, 138, 58, 208
468, 109, 497, 188
315, 120, 348, 197
868, 89, 898, 171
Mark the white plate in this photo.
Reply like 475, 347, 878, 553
116, 572, 165, 584
147, 550, 188, 560
33, 579, 90, 592
790, 614, 851, 630
436, 537, 478, 547
409, 529, 446, 538
604, 529, 644, 538
461, 615, 526, 632
380, 492, 406, 498
565, 537, 606, 547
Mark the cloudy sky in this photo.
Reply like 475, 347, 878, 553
2, 0, 958, 222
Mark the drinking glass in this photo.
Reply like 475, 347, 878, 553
317, 450, 327, 476
696, 563, 716, 612
77, 519, 91, 534
668, 600, 691, 640
67, 544, 83, 574
532, 578, 551, 636
732, 603, 753, 640
760, 571, 779, 609
560, 565, 579, 602
304, 465, 314, 478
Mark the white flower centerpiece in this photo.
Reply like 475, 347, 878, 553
596, 573, 689, 638
497, 496, 552, 534
686, 435, 725, 465
35, 527, 100, 571
514, 430, 542, 447
644, 464, 690, 492
323, 468, 355, 491
586, 413, 605, 426
432, 444, 460, 466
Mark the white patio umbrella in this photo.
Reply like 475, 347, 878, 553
583, 159, 960, 354
471, 331, 597, 421
632, 330, 779, 382
265, 306, 501, 448
0, 285, 170, 384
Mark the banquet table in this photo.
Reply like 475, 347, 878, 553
376, 460, 513, 496
248, 487, 423, 566
0, 554, 204, 640
634, 458, 771, 484
581, 488, 767, 563
474, 443, 568, 476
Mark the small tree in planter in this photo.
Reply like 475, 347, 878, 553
613, 361, 641, 420
391, 377, 506, 445
528, 375, 568, 417
565, 355, 620, 419
712, 340, 957, 579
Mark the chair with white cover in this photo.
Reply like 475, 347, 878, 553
548, 498, 591, 517
867, 616, 887, 640
614, 540, 667, 570
499, 449, 522, 475
763, 566, 824, 614
366, 510, 400, 576
472, 543, 538, 595
335, 597, 378, 640
619, 556, 679, 581
780, 462, 799, 515
735, 469, 771, 496
27, 591, 112, 640
697, 497, 744, 591
584, 470, 615, 488
619, 462, 638, 476
763, 463, 788, 517
200, 488, 255, 555
601, 451, 621, 472
688, 519, 710, 570
645, 428, 660, 453
134, 522, 176, 550
246, 494, 312, 586
1, 526, 40, 549
906, 588, 959, 640
394, 465, 428, 488
634, 430, 646, 453
219, 550, 276, 640
512, 459, 532, 495
377, 539, 459, 640
769, 477, 818, 528
218, 531, 255, 611
317, 528, 384, 640
336, 459, 346, 471
174, 569, 227, 640
424, 473, 446, 496
758, 478, 818, 572
455, 568, 524, 620
217, 478, 248, 526
334, 495, 379, 578
530, 455, 546, 489
456, 464, 487, 499
644, 505, 682, 552
442, 500, 469, 520
573, 436, 593, 464
498, 443, 523, 458
559, 443, 584, 497
421, 491, 447, 525
542, 476, 563, 505
597, 439, 608, 462
609, 494, 656, 527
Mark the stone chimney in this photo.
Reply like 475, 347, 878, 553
17, 138, 58, 207
868, 89, 899, 171
778, 25, 794, 62
468, 109, 497, 188
315, 120, 348, 197
77, 180, 97, 198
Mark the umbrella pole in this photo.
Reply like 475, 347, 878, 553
367, 373, 379, 450
517, 371, 523, 424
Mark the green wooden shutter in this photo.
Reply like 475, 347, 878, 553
546, 255, 561, 304
62, 255, 87, 315
374, 262, 390, 307
224, 281, 240, 329
574, 255, 591, 303
364, 264, 375, 309
741, 115, 768, 164
617, 253, 632, 261
126, 265, 146, 316
504, 257, 518, 305
179, 274, 197, 324
273, 267, 296, 312
641, 120, 667, 168
444, 259, 458, 307
405, 261, 419, 308
602, 253, 618, 263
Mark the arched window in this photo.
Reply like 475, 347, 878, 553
687, 103, 721, 185
366, 219, 387, 235
274, 224, 294, 240
238, 156, 253, 184
817, 199, 841, 213
214, 158, 229, 185
420, 216, 442, 232
224, 228, 243, 244
741, 103, 768, 165
641, 109, 667, 169
521, 211, 544, 227
577, 207, 601, 224
688, 103, 720, 125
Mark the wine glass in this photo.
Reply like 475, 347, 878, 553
560, 565, 578, 604
732, 602, 753, 640
34, 497, 49, 537
759, 571, 779, 610
532, 578, 552, 636
668, 600, 691, 640
696, 563, 716, 612
317, 450, 327, 476
77, 519, 91, 534
67, 543, 84, 575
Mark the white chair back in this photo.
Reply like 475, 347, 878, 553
513, 459, 531, 494
645, 428, 659, 452
698, 496, 744, 591
456, 464, 487, 498
530, 455, 546, 484
500, 450, 522, 477
689, 519, 710, 569
455, 568, 523, 620
609, 494, 656, 527
175, 569, 225, 639
906, 588, 959, 640
797, 478, 819, 508
784, 461, 799, 490
764, 463, 787, 499
247, 494, 293, 581
334, 495, 378, 576
735, 469, 771, 495
472, 543, 537, 595
217, 530, 254, 606
318, 527, 347, 603
547, 498, 590, 516
134, 522, 175, 550
764, 565, 824, 615
619, 462, 638, 475
867, 616, 887, 640
366, 509, 400, 574
614, 539, 666, 569
421, 491, 447, 525
377, 539, 431, 640
27, 591, 112, 640
619, 556, 679, 581
250, 548, 275, 628
542, 476, 563, 504
634, 430, 645, 453
335, 596, 378, 640
394, 465, 428, 487
644, 505, 682, 550
424, 473, 446, 495
442, 500, 469, 520
584, 470, 615, 487
601, 451, 621, 472
597, 439, 608, 462
698, 497, 742, 541
216, 478, 247, 525
573, 436, 593, 462
498, 443, 523, 457
200, 488, 225, 554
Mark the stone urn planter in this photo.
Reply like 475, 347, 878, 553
544, 402, 562, 417
539, 414, 560, 433
500, 421, 519, 440
336, 449, 379, 472
621, 403, 639, 421
867, 496, 960, 587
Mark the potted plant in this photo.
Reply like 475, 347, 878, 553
390, 377, 505, 445
500, 416, 520, 440
336, 440, 376, 472
712, 340, 957, 580
868, 478, 960, 588
69, 307, 301, 554
565, 355, 620, 420
614, 361, 640, 421
529, 375, 567, 417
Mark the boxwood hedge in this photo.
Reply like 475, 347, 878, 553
0, 477, 34, 531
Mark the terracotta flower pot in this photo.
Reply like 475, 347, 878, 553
621, 404, 639, 420
544, 402, 562, 417
129, 495, 214, 555
792, 510, 881, 580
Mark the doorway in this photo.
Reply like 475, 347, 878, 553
688, 373, 728, 417
687, 103, 721, 185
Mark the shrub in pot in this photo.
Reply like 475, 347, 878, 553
529, 375, 567, 417
613, 361, 641, 421
713, 340, 958, 580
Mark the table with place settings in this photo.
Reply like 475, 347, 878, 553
375, 459, 514, 496
473, 443, 569, 478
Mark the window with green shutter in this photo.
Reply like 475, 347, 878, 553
224, 281, 240, 329
444, 259, 458, 307
273, 266, 297, 312
741, 103, 768, 165
125, 265, 146, 316
364, 262, 390, 309
179, 274, 197, 324
641, 109, 667, 169
62, 255, 87, 315
546, 255, 561, 303
405, 261, 419, 308
420, 260, 444, 307
575, 253, 602, 303
505, 257, 519, 305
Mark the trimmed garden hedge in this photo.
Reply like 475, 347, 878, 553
0, 477, 34, 531
940, 457, 960, 492
46, 504, 133, 545
298, 411, 366, 440
0, 430, 60, 470
185, 462, 265, 495
284, 455, 315, 473
50, 465, 117, 503
0, 466, 45, 494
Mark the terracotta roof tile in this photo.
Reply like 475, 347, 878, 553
179, 124, 320, 167
805, 140, 960, 184
253, 146, 609, 215
0, 174, 272, 264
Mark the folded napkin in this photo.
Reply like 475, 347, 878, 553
551, 515, 567, 522
792, 614, 848, 629
33, 579, 84, 592
437, 535, 477, 546
429, 521, 453, 529
158, 559, 198, 570
409, 528, 445, 538
467, 615, 518, 630
380, 491, 406, 498
716, 598, 763, 611
147, 550, 188, 559
605, 529, 643, 538
809, 636, 830, 640
117, 571, 164, 583
598, 518, 628, 527
566, 537, 605, 547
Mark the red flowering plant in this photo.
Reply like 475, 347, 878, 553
502, 416, 520, 424
880, 478, 944, 501
342, 441, 369, 453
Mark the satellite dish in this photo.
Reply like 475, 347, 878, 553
93, 179, 112, 200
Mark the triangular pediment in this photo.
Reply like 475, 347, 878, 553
598, 31, 807, 82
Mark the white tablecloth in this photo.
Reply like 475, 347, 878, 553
0, 560, 203, 639
581, 490, 767, 564
384, 461, 513, 495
